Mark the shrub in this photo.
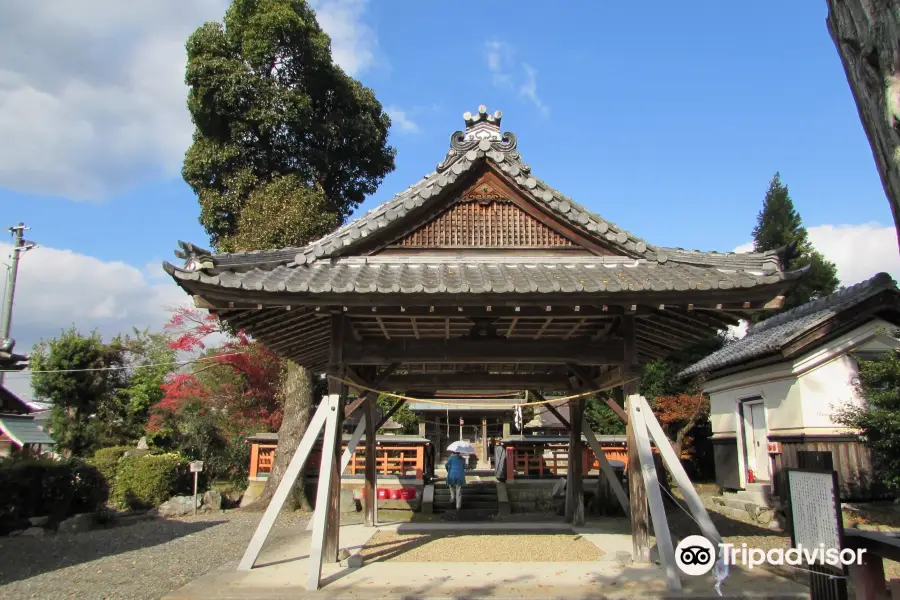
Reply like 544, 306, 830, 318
0, 457, 108, 534
87, 446, 132, 499
114, 453, 187, 509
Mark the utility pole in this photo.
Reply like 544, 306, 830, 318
0, 223, 35, 384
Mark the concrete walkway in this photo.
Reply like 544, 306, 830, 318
162, 520, 809, 599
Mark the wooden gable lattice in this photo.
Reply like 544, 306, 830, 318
385, 170, 602, 252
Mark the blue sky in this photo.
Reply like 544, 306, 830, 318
0, 0, 897, 398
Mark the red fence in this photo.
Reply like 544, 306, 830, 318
503, 441, 629, 481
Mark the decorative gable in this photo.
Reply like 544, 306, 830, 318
386, 171, 589, 251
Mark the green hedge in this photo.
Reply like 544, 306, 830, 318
114, 453, 187, 509
0, 458, 108, 534
87, 446, 132, 498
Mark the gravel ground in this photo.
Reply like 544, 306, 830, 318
0, 510, 314, 600
359, 532, 603, 563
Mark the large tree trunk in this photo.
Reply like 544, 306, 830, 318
246, 360, 313, 511
826, 0, 900, 250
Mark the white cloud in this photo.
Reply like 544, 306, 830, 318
0, 0, 379, 200
311, 0, 378, 76
386, 106, 420, 133
485, 40, 515, 89
520, 63, 549, 117
732, 222, 900, 286
0, 243, 190, 401
484, 40, 548, 116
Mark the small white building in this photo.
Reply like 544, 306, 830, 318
681, 272, 900, 501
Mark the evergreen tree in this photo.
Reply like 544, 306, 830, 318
752, 173, 840, 317
31, 328, 127, 456
182, 0, 396, 508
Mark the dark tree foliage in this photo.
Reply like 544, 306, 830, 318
835, 347, 900, 497
181, 0, 396, 507
182, 0, 395, 252
752, 172, 840, 319
30, 328, 127, 457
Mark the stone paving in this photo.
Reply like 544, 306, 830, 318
163, 519, 808, 599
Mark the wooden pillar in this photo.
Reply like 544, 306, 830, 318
364, 394, 377, 527
323, 314, 346, 563
481, 417, 488, 465
418, 421, 426, 436
503, 422, 511, 438
622, 315, 650, 562
566, 398, 586, 525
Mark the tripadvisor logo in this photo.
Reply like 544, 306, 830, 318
674, 535, 868, 576
675, 536, 716, 576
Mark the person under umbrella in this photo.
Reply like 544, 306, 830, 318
445, 441, 472, 510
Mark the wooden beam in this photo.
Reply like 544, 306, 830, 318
639, 395, 721, 545
323, 315, 345, 564
179, 286, 795, 313
621, 315, 650, 563
567, 364, 627, 421
342, 364, 399, 417
341, 305, 621, 318
628, 393, 680, 589
569, 398, 586, 526
307, 393, 341, 590
343, 338, 626, 365
238, 398, 330, 571
376, 398, 407, 430
543, 400, 570, 430
382, 373, 570, 391
364, 394, 377, 527
582, 418, 630, 517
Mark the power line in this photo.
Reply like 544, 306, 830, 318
0, 352, 245, 376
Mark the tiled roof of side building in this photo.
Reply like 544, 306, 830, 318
679, 272, 899, 378
164, 106, 787, 279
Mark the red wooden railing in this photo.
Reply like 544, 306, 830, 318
503, 442, 629, 481
249, 442, 425, 479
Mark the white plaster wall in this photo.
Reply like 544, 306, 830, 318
707, 319, 900, 437
797, 355, 862, 431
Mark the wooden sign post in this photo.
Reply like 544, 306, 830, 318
190, 461, 204, 516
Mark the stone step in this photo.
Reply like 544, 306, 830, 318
435, 501, 499, 510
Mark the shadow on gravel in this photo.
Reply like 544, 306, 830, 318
0, 518, 226, 585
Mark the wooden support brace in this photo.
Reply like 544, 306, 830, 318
342, 363, 399, 417
306, 413, 368, 532
567, 364, 627, 421
377, 398, 407, 430
307, 393, 342, 591
639, 395, 721, 544
628, 394, 681, 590
238, 397, 330, 571
582, 418, 630, 517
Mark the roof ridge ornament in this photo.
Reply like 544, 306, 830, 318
463, 105, 503, 141
437, 105, 519, 172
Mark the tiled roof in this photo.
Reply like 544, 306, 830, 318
680, 272, 900, 378
164, 106, 785, 281
0, 414, 55, 446
166, 255, 790, 295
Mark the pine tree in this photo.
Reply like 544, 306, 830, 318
752, 173, 840, 317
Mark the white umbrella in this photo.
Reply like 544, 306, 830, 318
446, 441, 475, 455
